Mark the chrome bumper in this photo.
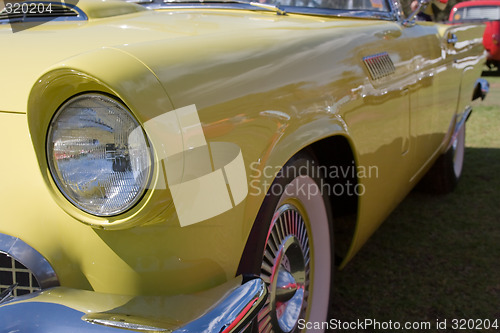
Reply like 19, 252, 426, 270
0, 276, 267, 332
447, 106, 472, 152
446, 78, 489, 151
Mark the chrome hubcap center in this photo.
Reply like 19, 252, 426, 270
275, 268, 298, 303
272, 236, 306, 332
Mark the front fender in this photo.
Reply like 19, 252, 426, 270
27, 47, 176, 230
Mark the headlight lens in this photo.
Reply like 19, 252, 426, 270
47, 94, 152, 216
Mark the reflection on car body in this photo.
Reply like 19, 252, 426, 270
0, 0, 489, 331
449, 0, 500, 70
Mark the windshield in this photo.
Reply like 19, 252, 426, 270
265, 0, 389, 11
452, 6, 500, 21
145, 0, 391, 12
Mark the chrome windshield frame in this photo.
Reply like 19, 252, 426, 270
140, 0, 403, 21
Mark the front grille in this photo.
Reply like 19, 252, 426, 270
0, 252, 41, 297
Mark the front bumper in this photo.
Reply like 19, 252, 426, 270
0, 276, 267, 332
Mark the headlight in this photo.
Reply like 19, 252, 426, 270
47, 94, 152, 216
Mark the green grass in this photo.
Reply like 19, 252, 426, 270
330, 76, 500, 332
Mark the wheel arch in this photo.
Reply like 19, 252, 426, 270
307, 135, 359, 266
237, 134, 360, 276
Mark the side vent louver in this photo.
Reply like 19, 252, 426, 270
363, 52, 396, 80
0, 2, 86, 23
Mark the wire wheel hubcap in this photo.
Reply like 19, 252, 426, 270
259, 204, 310, 333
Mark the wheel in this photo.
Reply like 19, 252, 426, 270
418, 123, 465, 194
244, 152, 334, 333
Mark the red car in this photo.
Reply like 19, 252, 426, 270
450, 0, 500, 70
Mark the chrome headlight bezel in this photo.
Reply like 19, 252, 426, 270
46, 93, 153, 217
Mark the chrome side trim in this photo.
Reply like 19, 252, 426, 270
473, 78, 489, 101
0, 234, 59, 290
447, 106, 472, 151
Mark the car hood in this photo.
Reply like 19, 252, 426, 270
0, 0, 375, 113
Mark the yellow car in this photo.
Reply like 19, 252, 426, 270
0, 0, 488, 331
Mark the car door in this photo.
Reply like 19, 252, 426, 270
408, 22, 485, 180
343, 21, 418, 247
